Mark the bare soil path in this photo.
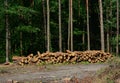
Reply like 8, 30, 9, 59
0, 63, 109, 83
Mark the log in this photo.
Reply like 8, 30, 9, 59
13, 50, 112, 65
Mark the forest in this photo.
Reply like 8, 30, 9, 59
0, 0, 119, 63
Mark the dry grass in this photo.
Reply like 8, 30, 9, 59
93, 56, 120, 83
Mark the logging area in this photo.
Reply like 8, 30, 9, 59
12, 50, 112, 65
0, 0, 120, 82
0, 50, 120, 83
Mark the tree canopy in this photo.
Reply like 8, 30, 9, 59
0, 0, 119, 63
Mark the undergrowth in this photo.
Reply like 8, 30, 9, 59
94, 56, 120, 83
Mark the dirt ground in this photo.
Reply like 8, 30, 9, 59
0, 63, 109, 83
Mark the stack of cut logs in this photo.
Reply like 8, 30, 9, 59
12, 50, 112, 66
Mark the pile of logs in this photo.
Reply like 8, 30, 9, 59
12, 50, 112, 66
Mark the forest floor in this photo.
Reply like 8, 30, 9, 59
0, 57, 120, 83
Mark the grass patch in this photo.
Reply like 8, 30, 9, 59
79, 61, 91, 65
94, 56, 120, 83
105, 56, 120, 64
0, 68, 9, 74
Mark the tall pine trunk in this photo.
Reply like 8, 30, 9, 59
5, 14, 9, 62
116, 0, 119, 56
78, 0, 80, 26
70, 0, 73, 51
106, 1, 109, 52
99, 0, 105, 51
106, 1, 112, 52
86, 0, 90, 50
109, 1, 113, 53
47, 0, 50, 52
106, 29, 110, 52
68, 0, 73, 51
42, 0, 47, 51
5, 0, 9, 62
19, 10, 23, 56
58, 0, 62, 52
20, 32, 23, 56
68, 0, 70, 50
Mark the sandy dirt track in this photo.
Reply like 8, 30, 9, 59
0, 63, 109, 83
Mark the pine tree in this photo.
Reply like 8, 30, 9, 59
86, 0, 90, 50
5, 0, 9, 62
58, 0, 62, 52
116, 0, 119, 56
47, 0, 50, 52
99, 0, 105, 51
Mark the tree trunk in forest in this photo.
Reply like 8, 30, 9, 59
82, 29, 85, 50
70, 0, 73, 51
8, 27, 11, 56
106, 1, 112, 53
58, 0, 62, 52
47, 0, 50, 52
116, 0, 119, 56
30, 0, 34, 7
106, 2, 109, 52
106, 30, 110, 52
5, 14, 9, 62
78, 0, 80, 26
20, 32, 23, 56
78, 0, 85, 50
42, 0, 47, 51
5, 0, 9, 62
99, 0, 105, 51
86, 0, 90, 50
68, 20, 70, 50
109, 1, 112, 53
68, 0, 70, 50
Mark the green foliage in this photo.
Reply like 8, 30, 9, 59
16, 25, 40, 33
103, 0, 117, 31
110, 35, 120, 46
50, 1, 58, 12
0, 56, 5, 63
74, 28, 86, 35
6, 6, 38, 18
0, 0, 119, 63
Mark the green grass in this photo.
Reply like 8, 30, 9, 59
94, 56, 120, 83
0, 67, 9, 74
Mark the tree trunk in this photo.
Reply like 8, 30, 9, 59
106, 2, 109, 52
78, 0, 80, 26
47, 0, 50, 52
70, 0, 73, 51
116, 0, 119, 56
8, 26, 11, 57
42, 0, 47, 51
5, 15, 9, 62
68, 0, 70, 50
109, 1, 112, 53
20, 32, 23, 56
82, 29, 85, 50
30, 0, 34, 7
86, 0, 90, 50
99, 0, 105, 51
106, 1, 113, 53
5, 0, 9, 62
68, 22, 70, 50
58, 0, 62, 52
106, 29, 110, 52
79, 0, 85, 50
